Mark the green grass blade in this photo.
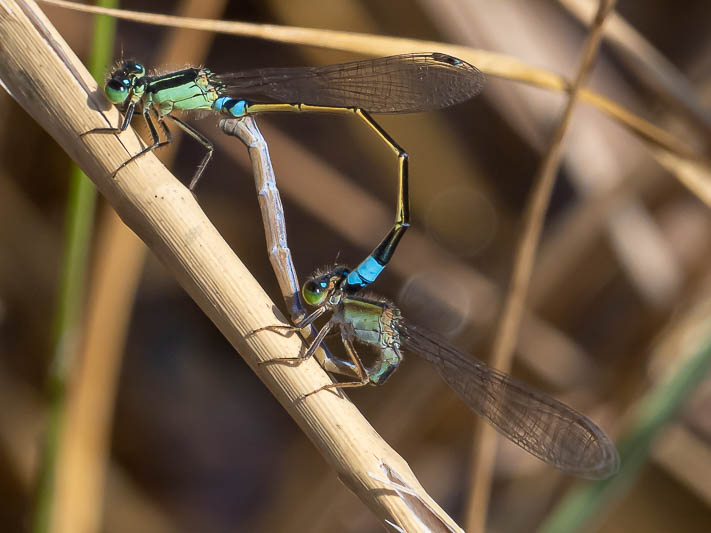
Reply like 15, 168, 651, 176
32, 3, 118, 532
539, 335, 711, 533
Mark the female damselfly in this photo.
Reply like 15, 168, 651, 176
255, 265, 620, 479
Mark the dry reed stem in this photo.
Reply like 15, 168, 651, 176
0, 1, 462, 530
40, 0, 699, 161
465, 2, 616, 532
48, 2, 227, 532
39, 0, 711, 216
50, 209, 145, 533
559, 0, 711, 138
25, 0, 711, 526
0, 363, 180, 533
211, 122, 587, 382
652, 424, 711, 503
211, 124, 587, 529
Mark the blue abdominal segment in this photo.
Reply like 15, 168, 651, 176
345, 256, 386, 290
214, 97, 247, 117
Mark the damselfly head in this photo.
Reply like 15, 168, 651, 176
113, 60, 146, 78
302, 266, 350, 307
104, 61, 146, 104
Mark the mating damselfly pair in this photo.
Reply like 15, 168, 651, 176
88, 53, 619, 478
86, 52, 483, 293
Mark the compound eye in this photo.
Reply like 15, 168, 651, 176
302, 278, 329, 307
125, 61, 145, 76
105, 79, 129, 104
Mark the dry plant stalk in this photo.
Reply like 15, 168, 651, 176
41, 0, 699, 161
559, 0, 711, 137
47, 2, 228, 532
465, 2, 617, 532
39, 0, 711, 221
0, 1, 463, 530
51, 209, 145, 533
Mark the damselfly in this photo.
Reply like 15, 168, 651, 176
256, 265, 620, 479
84, 53, 484, 292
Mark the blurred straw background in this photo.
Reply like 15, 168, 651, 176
3, 0, 711, 531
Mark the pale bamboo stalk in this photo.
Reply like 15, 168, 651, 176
0, 1, 463, 530
465, 2, 617, 532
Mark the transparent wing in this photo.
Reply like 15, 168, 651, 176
400, 322, 619, 478
214, 53, 485, 114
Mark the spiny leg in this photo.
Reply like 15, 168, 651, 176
109, 107, 172, 177
261, 316, 335, 366
164, 115, 214, 191
244, 103, 410, 290
250, 305, 328, 338
303, 330, 370, 397
80, 100, 136, 137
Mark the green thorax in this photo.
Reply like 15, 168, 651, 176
145, 68, 221, 116
340, 295, 403, 385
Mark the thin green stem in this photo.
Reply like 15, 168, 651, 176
539, 335, 711, 533
32, 3, 117, 532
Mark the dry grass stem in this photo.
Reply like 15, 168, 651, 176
40, 0, 702, 163
41, 0, 711, 210
46, 2, 227, 532
465, 2, 616, 532
559, 0, 711, 138
0, 1, 463, 530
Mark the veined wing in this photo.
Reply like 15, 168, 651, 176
399, 322, 619, 479
214, 53, 485, 114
